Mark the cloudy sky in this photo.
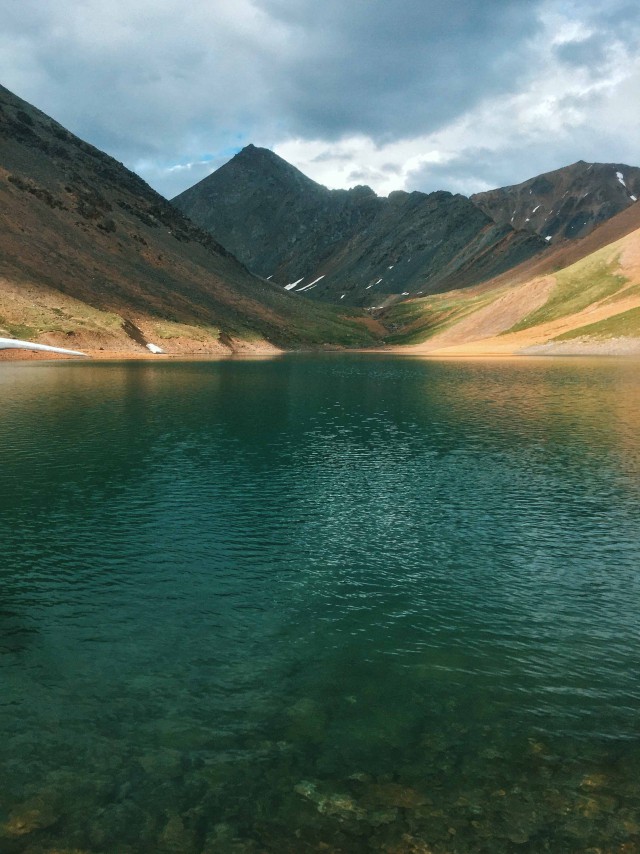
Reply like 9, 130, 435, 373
2, 0, 640, 199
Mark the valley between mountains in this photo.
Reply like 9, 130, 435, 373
2, 83, 640, 359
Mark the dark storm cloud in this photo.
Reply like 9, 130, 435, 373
256, 0, 543, 140
311, 151, 355, 164
407, 149, 521, 195
0, 1, 545, 175
0, 0, 278, 168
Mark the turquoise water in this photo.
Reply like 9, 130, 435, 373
1, 355, 640, 853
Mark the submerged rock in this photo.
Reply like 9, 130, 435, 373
362, 782, 430, 810
38, 849, 91, 853
139, 748, 185, 779
294, 780, 367, 821
381, 833, 436, 853
202, 821, 258, 853
286, 698, 327, 744
158, 810, 198, 853
1, 796, 58, 836
87, 800, 154, 849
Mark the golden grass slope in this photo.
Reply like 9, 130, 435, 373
384, 221, 640, 356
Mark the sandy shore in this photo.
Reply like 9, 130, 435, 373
382, 330, 640, 358
0, 337, 284, 362
0, 349, 283, 362
3, 335, 640, 362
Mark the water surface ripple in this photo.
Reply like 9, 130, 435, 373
1, 356, 640, 852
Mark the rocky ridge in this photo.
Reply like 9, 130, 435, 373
172, 146, 546, 306
471, 160, 640, 244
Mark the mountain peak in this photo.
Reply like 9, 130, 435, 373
172, 146, 545, 303
172, 144, 324, 207
235, 143, 277, 161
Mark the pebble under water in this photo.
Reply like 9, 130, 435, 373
1, 354, 640, 853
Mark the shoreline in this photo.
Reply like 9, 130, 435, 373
3, 338, 640, 363
378, 336, 640, 358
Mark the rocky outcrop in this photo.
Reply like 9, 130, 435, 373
472, 160, 640, 244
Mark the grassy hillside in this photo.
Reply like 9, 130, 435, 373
379, 217, 640, 355
553, 306, 640, 341
506, 251, 628, 334
383, 290, 498, 345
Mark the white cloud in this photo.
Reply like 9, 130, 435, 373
275, 4, 640, 197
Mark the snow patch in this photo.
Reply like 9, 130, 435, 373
146, 343, 164, 354
545, 235, 552, 242
617, 171, 626, 187
340, 294, 346, 299
631, 195, 638, 202
297, 275, 325, 292
388, 265, 394, 269
284, 277, 304, 290
266, 275, 273, 280
0, 337, 85, 356
532, 205, 541, 213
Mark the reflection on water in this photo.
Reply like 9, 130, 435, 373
1, 355, 640, 852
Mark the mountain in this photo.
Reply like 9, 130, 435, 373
0, 86, 376, 353
3, 82, 639, 358
172, 146, 547, 306
471, 160, 640, 243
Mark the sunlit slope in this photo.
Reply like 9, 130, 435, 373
384, 222, 640, 355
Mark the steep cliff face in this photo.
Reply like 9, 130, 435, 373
172, 146, 546, 305
472, 160, 640, 244
0, 87, 376, 350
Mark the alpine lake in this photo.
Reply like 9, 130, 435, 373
1, 354, 640, 854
